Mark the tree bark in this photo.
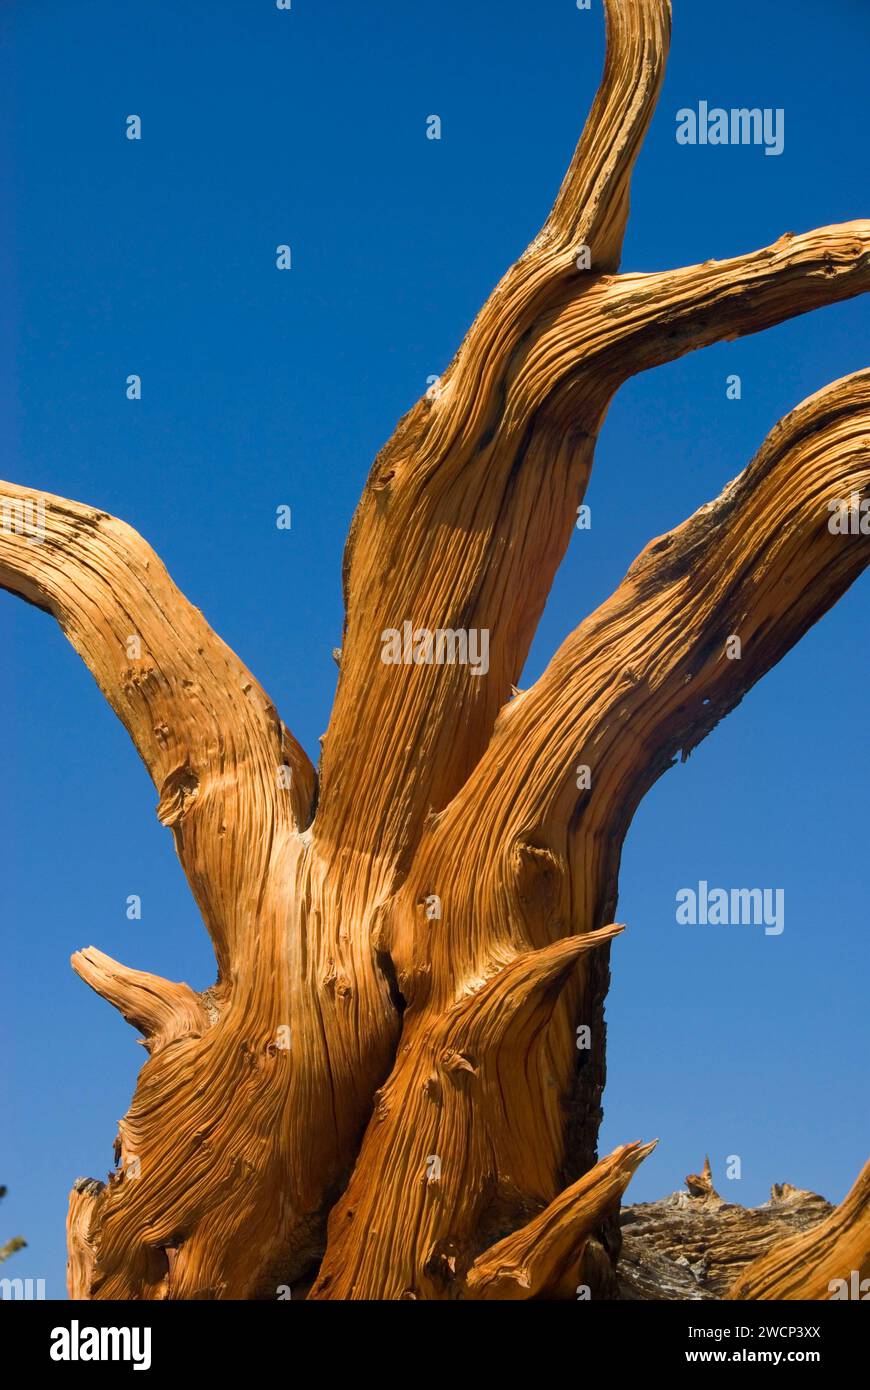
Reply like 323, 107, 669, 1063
617, 1157, 866, 1301
2, 0, 868, 1299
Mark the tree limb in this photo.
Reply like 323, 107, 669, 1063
0, 484, 315, 976
405, 367, 870, 965
366, 369, 870, 1258
318, 42, 868, 886
543, 0, 671, 267
315, 2, 674, 873
71, 947, 208, 1054
2, 486, 399, 1298
4, 1, 866, 1305
602, 221, 870, 380
465, 1140, 655, 1300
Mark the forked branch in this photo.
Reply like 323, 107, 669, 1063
430, 368, 870, 906
2, 0, 867, 1305
364, 370, 870, 1301
318, 0, 869, 890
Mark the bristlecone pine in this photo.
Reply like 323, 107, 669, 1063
2, 0, 868, 1300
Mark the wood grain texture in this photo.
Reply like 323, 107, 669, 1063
465, 1141, 657, 1300
2, 0, 868, 1298
618, 1163, 838, 1300
727, 1161, 870, 1301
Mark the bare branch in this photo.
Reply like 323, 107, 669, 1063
369, 369, 870, 1200
67, 1179, 106, 1299
316, 3, 671, 870
465, 1140, 656, 1300
6, 3, 860, 1305
423, 367, 870, 915
604, 220, 870, 380
321, 226, 868, 882
544, 0, 671, 268
71, 947, 208, 1055
0, 484, 316, 975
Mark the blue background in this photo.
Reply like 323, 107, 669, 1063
1, 0, 867, 1296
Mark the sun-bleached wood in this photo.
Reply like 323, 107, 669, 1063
2, 0, 868, 1298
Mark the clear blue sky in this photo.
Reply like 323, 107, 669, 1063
2, 1, 867, 1297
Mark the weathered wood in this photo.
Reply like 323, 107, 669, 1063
618, 1161, 835, 1300
1, 0, 868, 1298
617, 1157, 870, 1303
727, 1160, 870, 1301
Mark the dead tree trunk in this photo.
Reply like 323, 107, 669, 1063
2, 0, 868, 1299
618, 1156, 870, 1301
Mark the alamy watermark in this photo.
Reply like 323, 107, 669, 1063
0, 1276, 45, 1299
676, 880, 784, 936
828, 494, 870, 534
676, 102, 784, 156
828, 1271, 870, 1299
50, 1321, 151, 1370
380, 621, 489, 677
0, 495, 45, 545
